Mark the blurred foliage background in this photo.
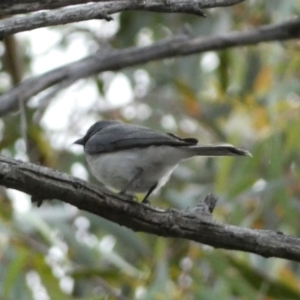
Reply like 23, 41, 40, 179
1, 1, 300, 299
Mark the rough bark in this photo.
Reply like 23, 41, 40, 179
1, 155, 300, 262
0, 0, 245, 17
1, 18, 299, 116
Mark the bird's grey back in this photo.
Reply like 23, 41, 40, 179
84, 122, 198, 155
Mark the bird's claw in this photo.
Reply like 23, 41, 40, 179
118, 192, 137, 202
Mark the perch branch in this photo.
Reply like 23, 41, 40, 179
1, 154, 300, 262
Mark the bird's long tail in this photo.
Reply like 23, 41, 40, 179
187, 144, 252, 157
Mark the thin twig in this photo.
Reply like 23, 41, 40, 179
0, 0, 238, 38
0, 0, 245, 18
18, 94, 28, 156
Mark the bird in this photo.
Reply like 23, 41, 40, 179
74, 120, 251, 203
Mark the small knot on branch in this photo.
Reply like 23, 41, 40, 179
186, 193, 219, 217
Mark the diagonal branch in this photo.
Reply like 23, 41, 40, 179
0, 0, 245, 18
0, 18, 299, 117
0, 154, 300, 262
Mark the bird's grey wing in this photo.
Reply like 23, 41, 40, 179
84, 124, 198, 154
167, 133, 198, 144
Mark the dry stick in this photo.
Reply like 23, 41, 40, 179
0, 0, 249, 37
18, 94, 28, 154
0, 0, 245, 17
1, 154, 300, 262
0, 18, 299, 117
3, 36, 29, 155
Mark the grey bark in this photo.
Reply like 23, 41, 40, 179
1, 154, 300, 262
0, 18, 299, 116
0, 0, 245, 17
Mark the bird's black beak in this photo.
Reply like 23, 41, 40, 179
73, 137, 85, 145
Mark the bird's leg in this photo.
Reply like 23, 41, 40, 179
142, 182, 157, 204
119, 167, 143, 195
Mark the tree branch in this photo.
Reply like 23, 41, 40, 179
0, 0, 245, 18
0, 154, 300, 262
0, 0, 251, 38
0, 18, 299, 117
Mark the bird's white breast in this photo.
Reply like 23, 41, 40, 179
85, 146, 190, 193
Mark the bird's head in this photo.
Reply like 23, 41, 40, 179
73, 120, 121, 146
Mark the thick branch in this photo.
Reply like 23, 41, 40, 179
0, 0, 245, 17
0, 154, 300, 262
0, 18, 299, 117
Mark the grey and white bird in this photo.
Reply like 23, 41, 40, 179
74, 120, 251, 203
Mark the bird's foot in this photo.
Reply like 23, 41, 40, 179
141, 196, 151, 205
118, 192, 138, 201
